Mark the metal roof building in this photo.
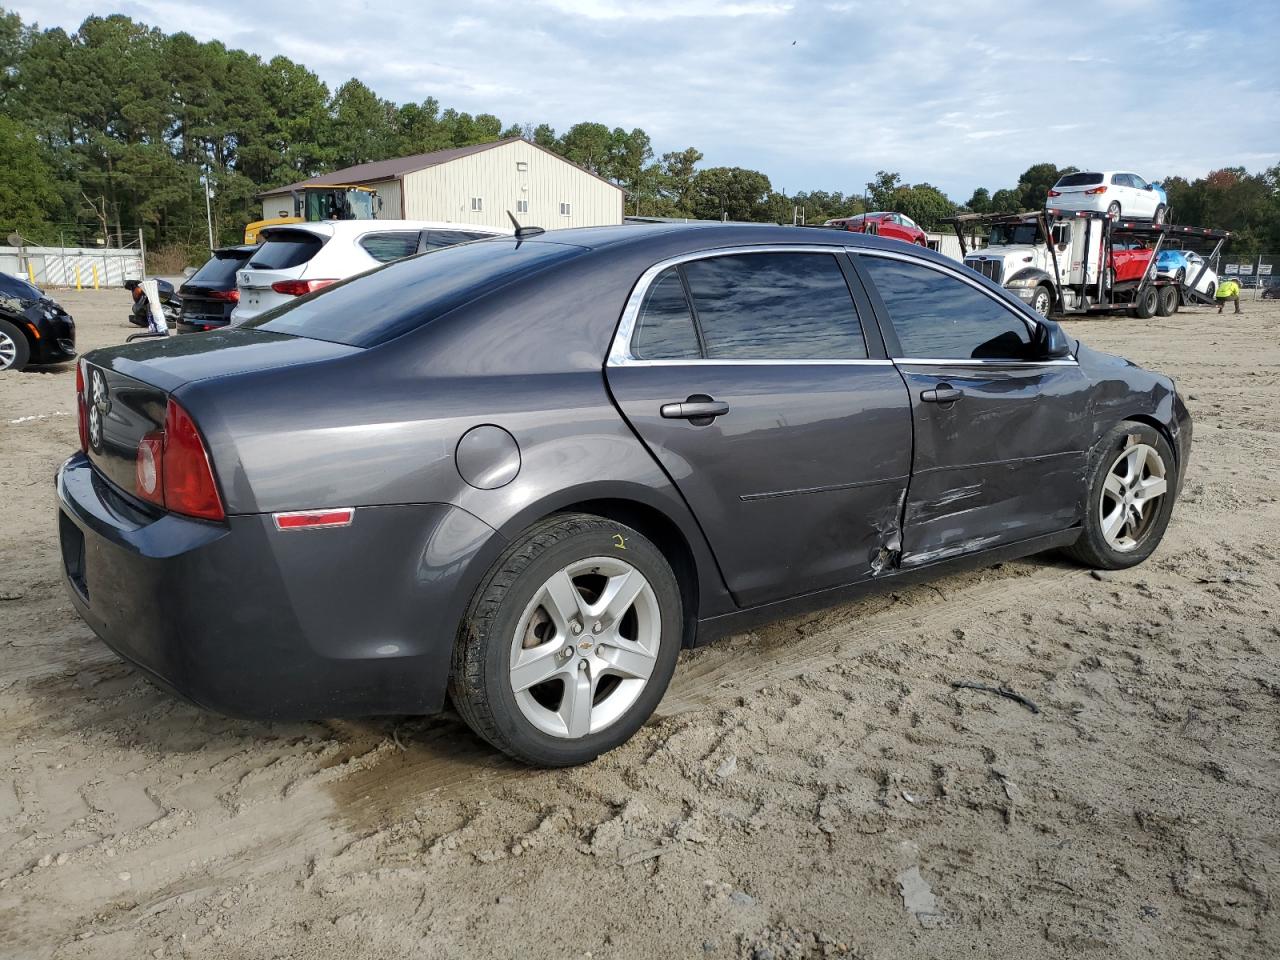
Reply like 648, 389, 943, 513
258, 138, 624, 230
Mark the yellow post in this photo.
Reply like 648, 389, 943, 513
75, 265, 82, 291
27, 262, 36, 285
92, 264, 100, 290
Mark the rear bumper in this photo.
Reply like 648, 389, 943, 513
57, 453, 506, 720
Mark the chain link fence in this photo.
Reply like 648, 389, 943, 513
1208, 253, 1278, 300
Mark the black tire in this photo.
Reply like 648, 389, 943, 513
1132, 286, 1159, 319
0, 318, 31, 371
1031, 285, 1052, 317
449, 513, 682, 767
1175, 267, 1186, 284
1153, 204, 1166, 225
1107, 201, 1121, 220
1155, 285, 1178, 316
1064, 422, 1178, 570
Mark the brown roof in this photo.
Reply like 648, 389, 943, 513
259, 138, 622, 197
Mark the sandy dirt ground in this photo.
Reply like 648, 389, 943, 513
1, 289, 1278, 960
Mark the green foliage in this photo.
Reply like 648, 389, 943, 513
2, 6, 1274, 259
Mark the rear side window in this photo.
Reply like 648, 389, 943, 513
188, 252, 250, 286
248, 239, 585, 347
1056, 173, 1104, 187
632, 268, 701, 360
248, 231, 325, 269
681, 253, 867, 360
359, 231, 421, 263
422, 230, 496, 250
860, 256, 1032, 361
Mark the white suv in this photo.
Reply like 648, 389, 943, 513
1046, 171, 1168, 224
230, 220, 510, 325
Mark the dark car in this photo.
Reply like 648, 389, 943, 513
56, 224, 1191, 766
178, 246, 256, 333
0, 271, 76, 371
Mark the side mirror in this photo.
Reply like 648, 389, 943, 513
1032, 318, 1072, 359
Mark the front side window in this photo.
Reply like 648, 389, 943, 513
359, 231, 422, 263
860, 256, 1033, 361
680, 252, 868, 360
631, 268, 702, 360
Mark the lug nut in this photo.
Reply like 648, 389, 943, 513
578, 660, 589, 671
592, 621, 604, 634
562, 646, 574, 659
571, 622, 583, 636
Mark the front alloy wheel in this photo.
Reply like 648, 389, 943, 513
1099, 443, 1168, 552
1031, 286, 1052, 317
1065, 422, 1177, 570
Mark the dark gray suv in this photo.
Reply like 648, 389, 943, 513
57, 224, 1190, 766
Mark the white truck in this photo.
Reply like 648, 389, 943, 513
946, 210, 1230, 319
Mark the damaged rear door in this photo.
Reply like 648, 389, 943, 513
855, 252, 1091, 566
606, 248, 912, 608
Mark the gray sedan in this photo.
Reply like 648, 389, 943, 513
57, 224, 1190, 766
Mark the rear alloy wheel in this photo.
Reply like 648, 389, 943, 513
1156, 285, 1179, 316
0, 319, 31, 371
1107, 201, 1121, 220
1065, 422, 1176, 569
1153, 204, 1167, 225
1031, 285, 1052, 317
450, 513, 681, 766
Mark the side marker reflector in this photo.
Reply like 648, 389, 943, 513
273, 508, 355, 531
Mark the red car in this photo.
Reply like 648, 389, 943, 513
1109, 240, 1157, 284
823, 212, 928, 246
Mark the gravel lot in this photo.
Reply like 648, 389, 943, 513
2, 289, 1277, 959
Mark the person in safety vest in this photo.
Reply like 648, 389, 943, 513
1216, 277, 1242, 314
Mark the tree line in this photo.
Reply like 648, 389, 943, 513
2, 10, 1277, 261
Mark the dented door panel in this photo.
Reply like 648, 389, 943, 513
607, 362, 912, 607
895, 362, 1092, 565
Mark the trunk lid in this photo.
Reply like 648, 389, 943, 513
81, 330, 359, 502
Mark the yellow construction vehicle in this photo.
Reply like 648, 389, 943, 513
244, 185, 382, 244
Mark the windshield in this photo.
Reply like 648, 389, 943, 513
247, 238, 588, 347
988, 223, 1041, 246
0, 271, 42, 301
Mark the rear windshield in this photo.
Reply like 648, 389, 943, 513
1055, 173, 1104, 187
188, 251, 251, 286
248, 231, 326, 269
246, 239, 587, 347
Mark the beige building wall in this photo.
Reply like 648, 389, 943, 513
400, 140, 623, 229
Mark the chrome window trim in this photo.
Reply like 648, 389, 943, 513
606, 244, 869, 367
849, 247, 1080, 367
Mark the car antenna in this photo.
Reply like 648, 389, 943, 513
507, 210, 545, 240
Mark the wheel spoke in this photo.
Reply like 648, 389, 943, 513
592, 568, 646, 626
598, 639, 657, 681
1133, 475, 1166, 503
559, 668, 595, 739
1123, 446, 1145, 483
541, 569, 584, 633
1104, 473, 1125, 499
510, 644, 567, 693
1102, 504, 1126, 542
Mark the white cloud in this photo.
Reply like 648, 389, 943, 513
10, 0, 1279, 201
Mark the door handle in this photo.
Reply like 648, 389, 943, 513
660, 397, 730, 422
921, 384, 964, 404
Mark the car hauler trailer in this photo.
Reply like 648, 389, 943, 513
945, 210, 1229, 319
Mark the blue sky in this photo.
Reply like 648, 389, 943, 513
14, 0, 1280, 200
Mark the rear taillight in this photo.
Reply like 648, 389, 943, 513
1085, 186, 1108, 195
132, 398, 225, 521
208, 289, 239, 302
75, 361, 88, 452
1047, 189, 1061, 197
270, 279, 336, 296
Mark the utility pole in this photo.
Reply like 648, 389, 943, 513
202, 167, 215, 254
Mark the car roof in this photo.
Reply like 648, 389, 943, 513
261, 220, 513, 239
